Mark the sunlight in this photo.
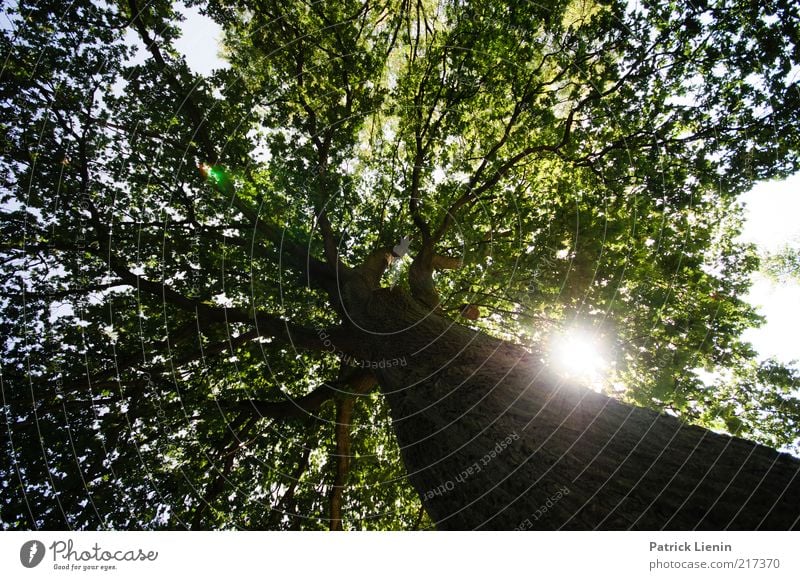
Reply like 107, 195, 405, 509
548, 327, 610, 388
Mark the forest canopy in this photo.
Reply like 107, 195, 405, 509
1, 0, 800, 530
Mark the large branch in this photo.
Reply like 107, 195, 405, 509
70, 100, 341, 356
223, 368, 376, 422
86, 209, 343, 352
328, 370, 378, 530
53, 323, 259, 402
408, 149, 432, 242
431, 254, 462, 270
314, 208, 347, 273
329, 396, 355, 531
226, 384, 336, 421
433, 108, 575, 242
125, 0, 335, 293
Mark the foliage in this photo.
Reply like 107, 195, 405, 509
1, 0, 799, 529
761, 242, 800, 283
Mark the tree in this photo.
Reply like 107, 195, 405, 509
761, 243, 800, 283
1, 0, 800, 530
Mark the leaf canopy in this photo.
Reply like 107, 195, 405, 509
1, 0, 799, 529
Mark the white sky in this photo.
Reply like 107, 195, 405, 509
174, 4, 228, 76
737, 174, 800, 365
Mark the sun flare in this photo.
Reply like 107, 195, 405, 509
548, 328, 610, 386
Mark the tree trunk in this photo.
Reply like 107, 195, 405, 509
347, 287, 800, 530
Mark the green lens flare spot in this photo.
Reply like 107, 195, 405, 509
198, 163, 228, 187
209, 167, 225, 184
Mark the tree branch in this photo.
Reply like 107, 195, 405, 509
432, 109, 576, 243
191, 414, 255, 529
74, 182, 344, 353
329, 396, 355, 531
125, 0, 336, 294
329, 369, 377, 530
268, 421, 320, 528
223, 369, 376, 422
431, 254, 462, 270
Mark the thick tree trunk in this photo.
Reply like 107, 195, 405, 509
347, 287, 800, 530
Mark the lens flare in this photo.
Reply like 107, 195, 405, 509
198, 163, 228, 187
548, 327, 610, 388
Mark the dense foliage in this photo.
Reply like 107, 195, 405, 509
1, 0, 799, 529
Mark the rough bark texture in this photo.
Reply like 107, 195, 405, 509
345, 286, 800, 530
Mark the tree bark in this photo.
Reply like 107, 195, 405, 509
346, 287, 800, 530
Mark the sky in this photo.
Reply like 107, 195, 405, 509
738, 174, 800, 365
174, 4, 229, 76
174, 5, 800, 369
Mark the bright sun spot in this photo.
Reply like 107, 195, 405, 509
548, 328, 610, 388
